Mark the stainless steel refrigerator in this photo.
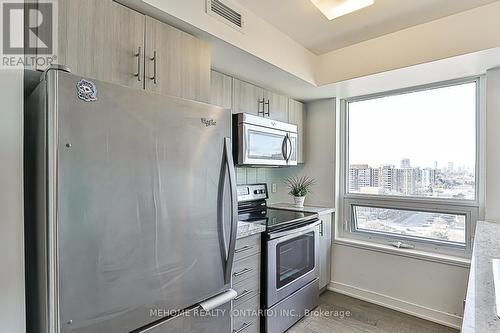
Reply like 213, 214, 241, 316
25, 68, 238, 333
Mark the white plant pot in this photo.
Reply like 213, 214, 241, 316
293, 196, 305, 208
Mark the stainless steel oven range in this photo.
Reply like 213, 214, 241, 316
237, 184, 320, 333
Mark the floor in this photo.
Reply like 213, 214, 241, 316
287, 292, 459, 333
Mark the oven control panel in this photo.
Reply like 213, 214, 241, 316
237, 184, 268, 202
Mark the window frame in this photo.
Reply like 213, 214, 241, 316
338, 77, 485, 258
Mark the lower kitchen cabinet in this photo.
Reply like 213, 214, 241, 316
232, 233, 262, 333
319, 213, 333, 290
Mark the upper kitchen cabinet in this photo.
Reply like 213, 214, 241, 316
55, 0, 211, 102
288, 99, 305, 163
233, 78, 289, 122
57, 0, 145, 90
232, 78, 264, 115
263, 90, 288, 122
210, 70, 233, 109
145, 17, 211, 103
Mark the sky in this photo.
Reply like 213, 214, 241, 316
348, 82, 476, 170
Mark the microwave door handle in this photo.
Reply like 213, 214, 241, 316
281, 135, 288, 161
286, 135, 293, 161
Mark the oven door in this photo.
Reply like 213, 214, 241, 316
265, 221, 320, 308
237, 123, 297, 166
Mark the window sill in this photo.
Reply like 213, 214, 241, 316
333, 236, 471, 268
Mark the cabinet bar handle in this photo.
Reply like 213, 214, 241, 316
235, 246, 253, 254
234, 289, 251, 301
265, 99, 270, 116
258, 98, 265, 116
233, 322, 252, 333
134, 46, 142, 82
233, 267, 253, 277
150, 51, 157, 84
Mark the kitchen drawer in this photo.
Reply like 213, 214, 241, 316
235, 234, 261, 261
233, 295, 260, 331
232, 253, 260, 284
233, 319, 259, 333
233, 272, 260, 306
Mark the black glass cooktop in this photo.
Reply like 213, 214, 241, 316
238, 208, 318, 232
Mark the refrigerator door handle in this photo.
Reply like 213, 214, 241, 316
222, 137, 238, 284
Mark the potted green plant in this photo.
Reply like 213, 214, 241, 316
284, 176, 316, 208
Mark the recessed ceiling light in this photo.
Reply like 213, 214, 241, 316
310, 0, 375, 20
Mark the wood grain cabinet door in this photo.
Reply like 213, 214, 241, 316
288, 99, 305, 163
145, 17, 211, 103
232, 78, 264, 115
210, 70, 232, 109
57, 0, 145, 89
264, 90, 288, 122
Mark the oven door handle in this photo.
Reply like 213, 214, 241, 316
268, 220, 321, 240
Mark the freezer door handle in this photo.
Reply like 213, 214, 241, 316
220, 137, 238, 284
199, 289, 237, 311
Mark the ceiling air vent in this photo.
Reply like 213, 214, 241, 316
206, 0, 244, 31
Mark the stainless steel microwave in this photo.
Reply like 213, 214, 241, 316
233, 113, 297, 166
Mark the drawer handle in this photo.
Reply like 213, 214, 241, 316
233, 322, 252, 333
234, 289, 251, 301
235, 246, 253, 254
233, 267, 253, 277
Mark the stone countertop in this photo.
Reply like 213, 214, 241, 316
462, 221, 500, 332
236, 221, 266, 239
268, 203, 335, 215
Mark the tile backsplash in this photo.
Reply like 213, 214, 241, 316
236, 165, 305, 203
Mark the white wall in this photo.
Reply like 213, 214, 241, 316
0, 69, 25, 332
485, 67, 500, 221
300, 99, 336, 207
331, 245, 468, 328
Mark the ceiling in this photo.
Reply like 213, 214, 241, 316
233, 0, 499, 55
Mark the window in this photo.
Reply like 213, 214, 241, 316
353, 206, 466, 244
340, 79, 482, 257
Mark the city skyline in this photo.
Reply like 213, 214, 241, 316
349, 158, 475, 200
350, 157, 474, 172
